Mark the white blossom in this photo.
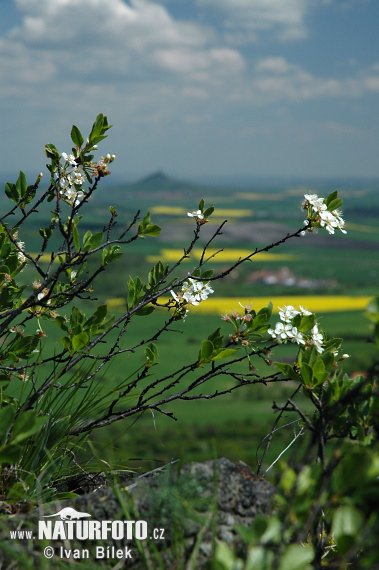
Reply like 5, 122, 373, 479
311, 324, 324, 353
302, 193, 346, 236
299, 305, 312, 316
187, 210, 204, 220
16, 241, 26, 264
171, 278, 214, 307
278, 305, 299, 323
268, 305, 317, 348
61, 152, 77, 166
288, 327, 305, 345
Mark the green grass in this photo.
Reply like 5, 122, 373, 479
6, 176, 378, 476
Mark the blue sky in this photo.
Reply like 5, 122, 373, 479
1, 0, 378, 181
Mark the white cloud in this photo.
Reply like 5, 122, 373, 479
246, 56, 379, 103
197, 0, 310, 42
0, 0, 244, 101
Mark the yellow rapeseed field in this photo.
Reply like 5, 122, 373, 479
106, 295, 372, 315
184, 296, 373, 315
346, 222, 379, 233
150, 206, 188, 215
150, 206, 253, 217
234, 192, 284, 201
146, 248, 296, 264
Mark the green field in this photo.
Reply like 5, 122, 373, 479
4, 172, 379, 474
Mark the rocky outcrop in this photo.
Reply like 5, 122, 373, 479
0, 458, 274, 568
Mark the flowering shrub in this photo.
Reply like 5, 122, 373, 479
0, 115, 377, 569
301, 192, 346, 235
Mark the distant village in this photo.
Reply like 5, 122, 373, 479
247, 266, 339, 289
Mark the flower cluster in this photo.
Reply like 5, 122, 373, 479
93, 153, 116, 178
54, 152, 116, 206
302, 193, 346, 235
221, 302, 254, 346
55, 153, 86, 207
171, 278, 214, 307
16, 240, 26, 265
187, 210, 204, 221
268, 305, 324, 353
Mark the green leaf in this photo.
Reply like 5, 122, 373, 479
0, 406, 16, 445
102, 245, 122, 266
275, 362, 302, 382
199, 340, 214, 363
73, 225, 80, 250
312, 359, 326, 385
72, 332, 89, 351
212, 348, 239, 360
201, 269, 214, 279
84, 304, 108, 330
245, 546, 275, 570
138, 212, 161, 237
327, 198, 343, 212
55, 315, 68, 331
7, 482, 27, 501
203, 206, 214, 218
325, 190, 338, 207
60, 336, 71, 350
0, 444, 22, 465
71, 124, 84, 148
70, 305, 86, 330
127, 276, 145, 310
88, 114, 111, 147
145, 343, 158, 367
298, 345, 318, 368
16, 171, 27, 198
332, 504, 364, 540
323, 337, 343, 352
88, 231, 103, 249
141, 224, 161, 237
278, 544, 314, 570
300, 362, 313, 386
135, 305, 155, 316
148, 261, 168, 287
44, 143, 60, 161
10, 335, 39, 358
12, 411, 49, 445
207, 327, 223, 347
298, 314, 315, 332
257, 302, 273, 320
4, 182, 19, 203
82, 229, 92, 248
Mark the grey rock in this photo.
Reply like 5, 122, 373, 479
0, 458, 274, 568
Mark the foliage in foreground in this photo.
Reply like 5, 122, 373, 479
0, 115, 378, 568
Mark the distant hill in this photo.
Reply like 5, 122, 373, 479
99, 171, 214, 209
123, 171, 209, 194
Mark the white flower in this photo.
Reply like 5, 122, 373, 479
16, 241, 26, 264
268, 322, 293, 343
299, 306, 312, 316
61, 152, 77, 166
303, 193, 347, 235
303, 193, 319, 206
37, 288, 51, 304
311, 324, 324, 353
319, 210, 338, 234
187, 210, 204, 220
171, 278, 214, 307
170, 289, 182, 303
278, 305, 299, 323
288, 327, 305, 345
